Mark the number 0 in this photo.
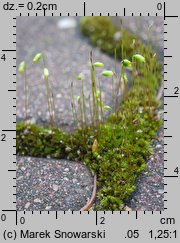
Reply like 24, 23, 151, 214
20, 217, 25, 224
1, 214, 6, 221
27, 2, 33, 10
157, 3, 162, 10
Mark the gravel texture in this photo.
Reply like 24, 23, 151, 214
119, 17, 164, 211
126, 126, 164, 211
16, 156, 94, 211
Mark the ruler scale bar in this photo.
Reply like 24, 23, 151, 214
2, 50, 16, 52
0, 0, 179, 242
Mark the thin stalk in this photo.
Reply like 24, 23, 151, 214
70, 82, 78, 128
113, 43, 125, 118
45, 78, 54, 135
81, 79, 87, 126
51, 92, 56, 127
42, 55, 46, 69
90, 51, 98, 129
145, 62, 151, 108
114, 48, 117, 74
42, 55, 54, 141
88, 95, 93, 128
98, 77, 104, 123
78, 97, 84, 130
122, 73, 128, 99
111, 75, 115, 112
33, 53, 55, 140
71, 101, 76, 127
115, 64, 124, 116
114, 79, 119, 118
131, 61, 136, 87
146, 25, 153, 50
24, 67, 28, 123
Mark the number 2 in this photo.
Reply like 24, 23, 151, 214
1, 134, 6, 141
174, 87, 179, 95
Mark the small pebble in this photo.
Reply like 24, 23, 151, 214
45, 206, 52, 210
52, 184, 59, 191
34, 198, 42, 203
124, 205, 132, 211
57, 18, 77, 29
64, 168, 69, 172
72, 179, 78, 184
158, 189, 164, 194
56, 93, 62, 99
156, 144, 162, 149
25, 202, 31, 209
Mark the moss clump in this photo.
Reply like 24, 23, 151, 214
16, 122, 69, 158
80, 17, 162, 83
80, 17, 156, 60
17, 92, 161, 210
17, 17, 163, 210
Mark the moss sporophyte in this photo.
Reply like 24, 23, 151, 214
18, 61, 28, 122
17, 17, 162, 210
33, 53, 55, 140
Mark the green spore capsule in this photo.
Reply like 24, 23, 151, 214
77, 74, 83, 80
33, 53, 43, 63
103, 105, 112, 110
93, 62, 104, 68
133, 54, 145, 63
18, 61, 26, 74
121, 59, 132, 68
102, 70, 113, 77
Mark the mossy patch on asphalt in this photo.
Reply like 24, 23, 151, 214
17, 17, 162, 210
